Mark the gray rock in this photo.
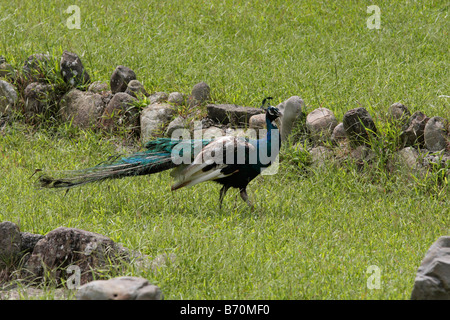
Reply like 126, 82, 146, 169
0, 80, 18, 115
206, 104, 264, 126
277, 96, 304, 142
396, 147, 421, 171
411, 236, 450, 300
140, 102, 175, 142
400, 111, 429, 148
249, 113, 266, 130
388, 102, 411, 125
193, 126, 225, 140
351, 145, 376, 162
188, 81, 210, 107
23, 227, 122, 285
306, 107, 338, 144
0, 62, 14, 79
0, 221, 22, 268
150, 252, 177, 271
76, 276, 163, 300
101, 92, 138, 133
422, 150, 450, 168
20, 232, 44, 255
23, 82, 56, 116
60, 50, 90, 87
0, 286, 72, 300
148, 91, 169, 104
110, 66, 137, 94
331, 123, 347, 143
125, 79, 149, 98
88, 81, 109, 93
310, 146, 333, 167
342, 107, 377, 147
60, 89, 105, 129
424, 116, 448, 152
22, 53, 56, 82
165, 116, 188, 137
0, 56, 5, 64
168, 92, 185, 106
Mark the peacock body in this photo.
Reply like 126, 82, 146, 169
39, 97, 288, 207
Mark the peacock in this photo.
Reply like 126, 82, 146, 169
38, 97, 297, 208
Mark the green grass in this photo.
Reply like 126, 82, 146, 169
0, 0, 449, 299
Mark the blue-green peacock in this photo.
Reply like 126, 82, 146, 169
38, 97, 301, 207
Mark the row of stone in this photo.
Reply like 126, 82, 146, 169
0, 51, 213, 140
1, 51, 448, 157
302, 104, 449, 152
0, 51, 295, 143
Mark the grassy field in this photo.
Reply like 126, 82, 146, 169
1, 0, 449, 299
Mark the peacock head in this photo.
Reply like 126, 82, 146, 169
260, 97, 282, 122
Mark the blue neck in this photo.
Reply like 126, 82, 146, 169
265, 116, 279, 144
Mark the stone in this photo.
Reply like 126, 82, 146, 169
0, 80, 18, 115
101, 92, 138, 133
0, 62, 14, 79
342, 107, 377, 147
310, 146, 333, 167
249, 114, 266, 130
110, 65, 137, 94
396, 147, 421, 171
306, 107, 338, 144
165, 116, 187, 137
351, 145, 376, 163
0, 286, 71, 300
390, 147, 428, 177
23, 82, 56, 116
193, 126, 225, 140
206, 104, 264, 126
400, 111, 429, 148
188, 81, 210, 107
20, 232, 44, 255
76, 276, 163, 300
60, 89, 105, 129
248, 114, 267, 139
422, 150, 450, 168
22, 53, 56, 82
150, 252, 177, 271
23, 227, 122, 285
88, 81, 109, 93
125, 79, 149, 98
0, 221, 22, 268
60, 50, 90, 87
140, 102, 175, 142
148, 91, 169, 104
388, 102, 411, 125
277, 96, 304, 142
331, 123, 347, 143
168, 92, 185, 106
424, 116, 448, 152
411, 236, 450, 300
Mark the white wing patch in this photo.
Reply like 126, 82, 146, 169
171, 136, 255, 190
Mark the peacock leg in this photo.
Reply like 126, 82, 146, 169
239, 188, 254, 209
219, 185, 229, 209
